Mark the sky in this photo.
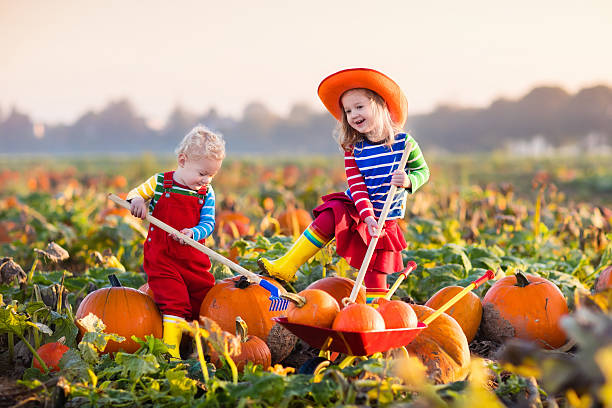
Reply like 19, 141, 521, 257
1, 0, 611, 125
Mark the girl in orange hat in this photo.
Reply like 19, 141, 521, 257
258, 68, 429, 302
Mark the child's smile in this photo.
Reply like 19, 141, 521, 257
341, 89, 377, 135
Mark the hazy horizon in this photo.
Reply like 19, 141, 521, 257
2, 0, 611, 125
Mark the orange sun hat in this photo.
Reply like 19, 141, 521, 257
317, 68, 408, 127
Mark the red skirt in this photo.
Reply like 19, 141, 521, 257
313, 192, 406, 274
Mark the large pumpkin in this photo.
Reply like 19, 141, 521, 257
200, 276, 284, 339
425, 286, 483, 343
481, 272, 568, 349
278, 208, 312, 236
306, 276, 366, 309
75, 275, 162, 354
405, 304, 471, 384
594, 265, 612, 293
286, 289, 339, 328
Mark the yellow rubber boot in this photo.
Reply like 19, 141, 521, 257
258, 232, 324, 282
162, 315, 184, 360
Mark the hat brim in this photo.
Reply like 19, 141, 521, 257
318, 68, 408, 127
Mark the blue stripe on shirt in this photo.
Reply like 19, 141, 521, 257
190, 187, 216, 241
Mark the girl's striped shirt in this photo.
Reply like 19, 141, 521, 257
345, 133, 429, 221
126, 173, 216, 241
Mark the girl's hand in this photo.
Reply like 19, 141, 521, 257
130, 197, 147, 219
364, 216, 379, 238
170, 228, 193, 245
391, 169, 411, 189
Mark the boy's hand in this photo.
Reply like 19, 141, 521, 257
130, 197, 148, 219
391, 169, 411, 189
364, 216, 380, 238
170, 228, 193, 245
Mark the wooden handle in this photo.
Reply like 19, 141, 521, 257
108, 193, 262, 283
346, 139, 413, 304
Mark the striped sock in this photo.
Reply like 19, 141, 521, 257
366, 288, 389, 304
163, 314, 186, 325
303, 225, 331, 248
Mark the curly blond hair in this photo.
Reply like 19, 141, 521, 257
175, 125, 226, 161
335, 88, 403, 152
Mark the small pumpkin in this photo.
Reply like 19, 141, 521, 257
33, 341, 70, 372
217, 210, 251, 237
278, 208, 312, 236
233, 317, 271, 371
286, 289, 340, 328
75, 275, 162, 354
377, 300, 418, 329
405, 304, 471, 384
200, 276, 284, 339
425, 286, 483, 343
481, 271, 569, 349
306, 276, 366, 309
332, 303, 385, 332
594, 265, 612, 293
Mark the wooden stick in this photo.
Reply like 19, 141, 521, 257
109, 193, 261, 283
345, 138, 413, 305
109, 193, 306, 305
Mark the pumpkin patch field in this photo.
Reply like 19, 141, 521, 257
0, 153, 611, 407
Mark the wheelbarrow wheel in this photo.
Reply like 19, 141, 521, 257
298, 357, 331, 375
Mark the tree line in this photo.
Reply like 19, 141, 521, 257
1, 84, 611, 155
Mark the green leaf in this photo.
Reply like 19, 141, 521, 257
115, 352, 160, 380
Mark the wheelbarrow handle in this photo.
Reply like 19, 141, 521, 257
472, 270, 495, 288
383, 261, 417, 300
422, 270, 494, 326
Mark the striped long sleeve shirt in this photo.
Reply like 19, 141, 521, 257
345, 133, 429, 221
126, 173, 216, 241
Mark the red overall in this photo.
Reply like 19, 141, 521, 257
144, 172, 215, 321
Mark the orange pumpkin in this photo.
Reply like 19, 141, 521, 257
306, 276, 366, 309
208, 317, 272, 371
278, 208, 312, 236
200, 276, 284, 339
75, 275, 163, 354
595, 265, 612, 292
217, 211, 251, 237
286, 289, 340, 328
481, 272, 568, 349
425, 286, 483, 343
33, 342, 69, 372
377, 300, 418, 329
332, 303, 385, 332
233, 317, 271, 371
138, 282, 154, 298
405, 304, 471, 384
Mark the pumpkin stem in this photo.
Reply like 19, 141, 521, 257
515, 271, 531, 287
235, 276, 251, 289
235, 317, 248, 343
282, 292, 306, 307
108, 274, 122, 287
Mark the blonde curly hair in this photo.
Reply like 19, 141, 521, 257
175, 125, 226, 161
